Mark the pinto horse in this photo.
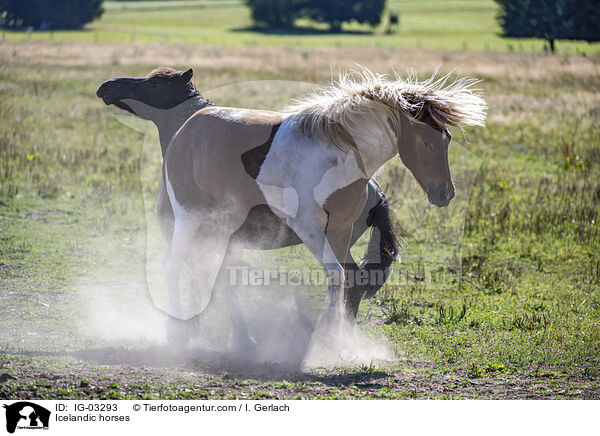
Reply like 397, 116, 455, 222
159, 68, 486, 350
97, 68, 401, 348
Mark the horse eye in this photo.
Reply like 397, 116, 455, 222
149, 78, 158, 86
424, 141, 433, 150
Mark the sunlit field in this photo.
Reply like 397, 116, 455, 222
2, 0, 599, 53
0, 1, 599, 399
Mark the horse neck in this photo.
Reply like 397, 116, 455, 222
155, 96, 208, 157
347, 115, 398, 178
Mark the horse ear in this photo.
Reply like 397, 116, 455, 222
181, 68, 193, 83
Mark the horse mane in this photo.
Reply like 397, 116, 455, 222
283, 67, 487, 150
147, 67, 180, 79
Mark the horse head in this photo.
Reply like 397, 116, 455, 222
96, 67, 201, 118
397, 113, 454, 207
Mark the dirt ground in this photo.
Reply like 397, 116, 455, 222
2, 350, 598, 400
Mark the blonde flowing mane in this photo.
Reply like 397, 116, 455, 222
284, 67, 487, 150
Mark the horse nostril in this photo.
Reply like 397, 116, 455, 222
435, 184, 454, 206
447, 187, 455, 201
444, 183, 455, 201
96, 82, 107, 97
96, 81, 113, 97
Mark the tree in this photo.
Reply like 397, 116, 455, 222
495, 0, 600, 53
0, 0, 104, 30
301, 0, 385, 32
245, 0, 385, 32
246, 0, 308, 28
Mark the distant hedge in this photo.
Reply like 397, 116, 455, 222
0, 0, 104, 29
246, 0, 385, 32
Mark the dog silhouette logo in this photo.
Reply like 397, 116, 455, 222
2, 402, 50, 433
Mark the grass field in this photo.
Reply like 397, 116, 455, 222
1, 2, 600, 400
1, 0, 599, 54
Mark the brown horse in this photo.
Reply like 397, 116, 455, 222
158, 68, 486, 350
97, 68, 400, 348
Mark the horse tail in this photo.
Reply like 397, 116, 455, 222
359, 189, 400, 298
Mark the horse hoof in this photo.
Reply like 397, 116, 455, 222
166, 317, 190, 350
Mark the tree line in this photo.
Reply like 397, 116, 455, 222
245, 0, 599, 50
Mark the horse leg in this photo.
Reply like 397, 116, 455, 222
287, 208, 346, 339
327, 228, 362, 342
164, 214, 201, 348
343, 252, 367, 327
165, 214, 256, 353
217, 242, 257, 354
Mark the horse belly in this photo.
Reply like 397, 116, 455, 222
232, 205, 301, 249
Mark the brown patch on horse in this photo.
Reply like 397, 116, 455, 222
323, 178, 369, 237
241, 124, 280, 179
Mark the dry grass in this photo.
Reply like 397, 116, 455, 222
2, 41, 599, 79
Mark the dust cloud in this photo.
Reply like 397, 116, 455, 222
75, 253, 392, 370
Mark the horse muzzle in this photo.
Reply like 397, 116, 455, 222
427, 182, 455, 207
96, 80, 124, 105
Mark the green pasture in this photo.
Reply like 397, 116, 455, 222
0, 0, 599, 399
1, 0, 599, 54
